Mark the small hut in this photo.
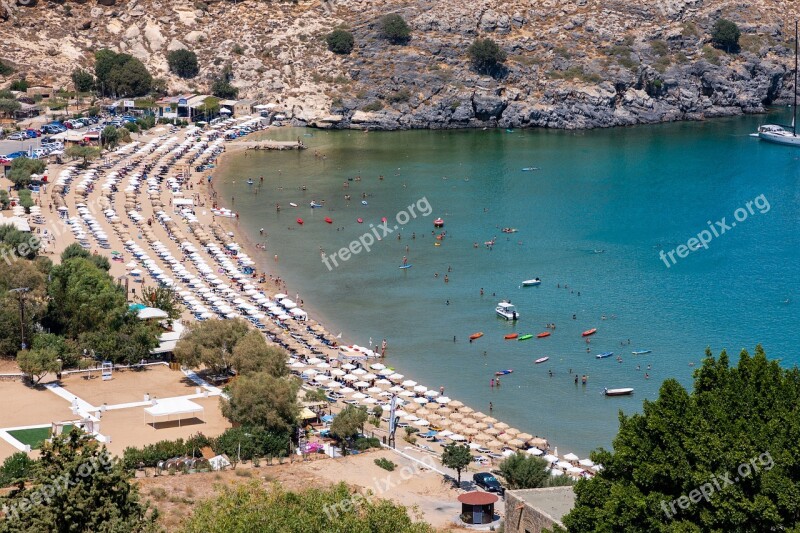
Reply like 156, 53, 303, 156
457, 491, 499, 525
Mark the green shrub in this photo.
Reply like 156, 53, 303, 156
212, 427, 290, 461
711, 18, 741, 53
374, 457, 396, 471
167, 49, 200, 79
211, 78, 238, 99
467, 38, 507, 75
380, 14, 411, 45
0, 452, 34, 486
121, 434, 211, 470
9, 79, 28, 92
0, 60, 13, 76
18, 189, 33, 212
326, 29, 355, 55
354, 437, 381, 451
232, 44, 244, 55
387, 89, 411, 103
650, 40, 669, 57
362, 100, 383, 112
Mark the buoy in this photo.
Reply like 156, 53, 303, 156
357, 218, 363, 224
434, 218, 444, 227
296, 218, 304, 225
381, 217, 387, 223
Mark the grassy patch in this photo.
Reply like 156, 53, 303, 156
362, 100, 384, 112
653, 55, 672, 73
681, 21, 701, 38
548, 66, 602, 83
374, 457, 396, 471
386, 89, 410, 104
8, 426, 72, 449
702, 45, 722, 65
607, 45, 637, 70
650, 40, 669, 57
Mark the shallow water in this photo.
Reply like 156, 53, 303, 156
216, 112, 800, 456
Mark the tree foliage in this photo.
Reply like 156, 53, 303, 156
499, 452, 551, 489
17, 346, 61, 384
220, 371, 300, 435
711, 18, 741, 53
94, 49, 153, 97
8, 158, 45, 189
230, 331, 288, 377
467, 38, 507, 75
0, 258, 47, 356
564, 346, 798, 532
167, 49, 199, 79
61, 244, 110, 271
181, 481, 432, 533
326, 29, 355, 54
71, 69, 95, 93
0, 98, 21, 118
0, 452, 34, 487
1, 430, 159, 532
212, 426, 290, 462
102, 125, 120, 148
210, 78, 238, 99
330, 404, 368, 452
173, 318, 249, 375
441, 443, 471, 485
136, 286, 182, 320
65, 145, 101, 167
380, 14, 411, 44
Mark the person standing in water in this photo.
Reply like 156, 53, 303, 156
402, 256, 408, 266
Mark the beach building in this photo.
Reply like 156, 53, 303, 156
503, 486, 575, 533
25, 86, 54, 99
0, 215, 31, 232
156, 94, 195, 121
233, 99, 256, 117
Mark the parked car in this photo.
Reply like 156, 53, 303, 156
7, 132, 27, 141
6, 151, 28, 159
473, 473, 503, 494
24, 129, 40, 138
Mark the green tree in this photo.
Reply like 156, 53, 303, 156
60, 243, 110, 271
173, 318, 250, 375
94, 49, 152, 97
212, 426, 290, 462
564, 345, 797, 532
8, 158, 45, 189
380, 14, 411, 44
102, 125, 120, 148
330, 404, 368, 452
211, 78, 238, 99
137, 286, 183, 320
71, 68, 95, 93
196, 96, 220, 122
79, 313, 160, 365
167, 49, 199, 79
711, 18, 741, 53
441, 443, 471, 485
65, 145, 101, 167
467, 38, 507, 75
326, 29, 355, 54
17, 346, 61, 384
0, 60, 13, 76
9, 79, 28, 92
0, 452, 34, 487
0, 258, 47, 356
1, 430, 159, 532
498, 452, 550, 489
181, 481, 433, 533
0, 98, 21, 118
221, 371, 300, 435
32, 332, 79, 369
230, 331, 288, 377
0, 190, 9, 210
304, 388, 329, 403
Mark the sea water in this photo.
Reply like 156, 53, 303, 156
216, 112, 800, 456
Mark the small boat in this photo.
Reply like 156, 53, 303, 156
501, 228, 518, 233
296, 218, 304, 225
289, 202, 298, 207
504, 333, 519, 340
604, 387, 634, 396
246, 179, 254, 185
537, 332, 550, 338
357, 218, 363, 223
582, 328, 597, 337
631, 350, 652, 355
310, 202, 323, 208
495, 369, 513, 376
521, 167, 539, 171
522, 278, 541, 286
361, 200, 368, 206
434, 242, 441, 246
534, 357, 549, 364
399, 264, 412, 269
518, 334, 533, 341
595, 352, 614, 359
433, 218, 444, 227
469, 332, 484, 340
324, 217, 333, 224
496, 301, 519, 320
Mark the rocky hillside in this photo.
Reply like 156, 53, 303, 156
1, 0, 798, 130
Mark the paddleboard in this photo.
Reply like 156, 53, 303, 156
495, 369, 513, 375
361, 200, 368, 205
518, 334, 533, 341
632, 350, 652, 355
399, 264, 412, 269
289, 202, 298, 207
534, 357, 549, 364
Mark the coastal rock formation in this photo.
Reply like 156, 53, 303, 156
0, 0, 797, 130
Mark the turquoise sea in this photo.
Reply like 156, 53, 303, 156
216, 112, 800, 456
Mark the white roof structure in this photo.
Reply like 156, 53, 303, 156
137, 307, 169, 320
0, 215, 31, 232
144, 398, 204, 428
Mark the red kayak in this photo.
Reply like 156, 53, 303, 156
582, 328, 597, 337
325, 217, 333, 224
296, 218, 304, 225
504, 333, 519, 340
469, 332, 484, 340
537, 332, 551, 338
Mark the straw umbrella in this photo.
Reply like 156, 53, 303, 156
450, 412, 464, 421
484, 416, 498, 424
474, 422, 489, 431
498, 433, 513, 442
529, 437, 548, 448
461, 417, 477, 427
451, 423, 467, 434
485, 428, 500, 436
416, 408, 432, 418
517, 433, 534, 442
486, 439, 503, 449
473, 433, 492, 443
495, 422, 510, 430
459, 406, 474, 415
449, 400, 464, 409
505, 428, 520, 437
404, 402, 420, 412
462, 427, 479, 436
472, 412, 488, 420
508, 438, 525, 449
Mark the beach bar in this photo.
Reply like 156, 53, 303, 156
457, 491, 498, 525
144, 398, 204, 429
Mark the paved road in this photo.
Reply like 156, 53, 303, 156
0, 137, 41, 156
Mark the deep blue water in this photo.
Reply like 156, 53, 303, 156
216, 112, 800, 456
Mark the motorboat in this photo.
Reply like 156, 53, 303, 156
631, 350, 652, 355
522, 278, 541, 286
310, 201, 323, 208
433, 218, 444, 227
604, 387, 634, 396
289, 202, 298, 207
246, 179, 254, 185
496, 301, 519, 320
534, 357, 549, 364
502, 228, 518, 233
582, 328, 597, 337
595, 352, 614, 359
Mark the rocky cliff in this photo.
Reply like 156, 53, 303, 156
1, 0, 798, 130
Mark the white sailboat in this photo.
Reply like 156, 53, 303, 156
758, 21, 799, 147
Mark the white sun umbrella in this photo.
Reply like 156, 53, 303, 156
413, 419, 430, 427
313, 375, 330, 383
556, 460, 573, 470
353, 381, 370, 388
436, 396, 452, 404
341, 363, 356, 370
316, 362, 331, 369
439, 430, 453, 438
303, 368, 318, 375
592, 464, 604, 472
526, 447, 544, 456
339, 387, 355, 394
375, 379, 392, 386
351, 392, 367, 400
567, 466, 583, 474
370, 363, 386, 370
307, 357, 323, 364
550, 469, 565, 477
402, 413, 419, 421
399, 390, 415, 397
361, 397, 377, 404
424, 390, 440, 398
362, 372, 377, 380
326, 381, 342, 389
413, 397, 429, 404
413, 385, 428, 393
388, 373, 404, 382
563, 453, 580, 462
343, 374, 357, 382
389, 385, 404, 393
449, 434, 466, 441
543, 454, 559, 463
579, 458, 595, 467
330, 369, 346, 376
367, 386, 383, 394
352, 368, 367, 375
290, 361, 306, 369
401, 380, 417, 388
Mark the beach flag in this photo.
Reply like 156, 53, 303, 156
388, 394, 398, 438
